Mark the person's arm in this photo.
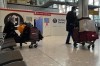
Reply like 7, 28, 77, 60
73, 12, 78, 27
66, 12, 70, 20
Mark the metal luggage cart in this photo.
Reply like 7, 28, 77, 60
0, 32, 6, 47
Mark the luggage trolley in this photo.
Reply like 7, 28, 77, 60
73, 28, 98, 49
73, 17, 99, 49
29, 27, 39, 48
0, 32, 6, 48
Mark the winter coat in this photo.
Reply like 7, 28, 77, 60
66, 11, 77, 31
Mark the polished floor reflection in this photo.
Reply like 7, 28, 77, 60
18, 36, 100, 66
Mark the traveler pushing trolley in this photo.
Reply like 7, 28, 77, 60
73, 17, 99, 49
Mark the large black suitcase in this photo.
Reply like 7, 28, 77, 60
30, 27, 39, 41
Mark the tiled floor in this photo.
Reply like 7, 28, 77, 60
17, 36, 100, 66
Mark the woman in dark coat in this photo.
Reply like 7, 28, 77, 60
3, 20, 15, 39
15, 23, 30, 48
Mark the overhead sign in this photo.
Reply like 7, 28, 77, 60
34, 12, 51, 16
89, 10, 99, 15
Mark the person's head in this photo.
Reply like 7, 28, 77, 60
71, 6, 76, 12
8, 16, 14, 23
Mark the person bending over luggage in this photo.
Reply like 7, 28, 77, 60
16, 23, 30, 48
66, 6, 77, 44
3, 16, 16, 39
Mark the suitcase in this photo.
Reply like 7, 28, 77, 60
79, 31, 98, 42
73, 28, 79, 42
73, 28, 98, 42
30, 27, 39, 41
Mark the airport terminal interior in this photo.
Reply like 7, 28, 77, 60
0, 0, 100, 66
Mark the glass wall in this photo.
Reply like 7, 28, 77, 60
58, 0, 78, 13
7, 0, 17, 3
7, 0, 100, 17
59, 5, 66, 13
7, 0, 37, 5
37, 0, 49, 6
88, 0, 100, 28
94, 0, 99, 6
89, 0, 93, 5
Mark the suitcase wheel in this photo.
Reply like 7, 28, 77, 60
29, 45, 33, 48
88, 45, 90, 49
82, 42, 85, 46
34, 44, 37, 48
92, 45, 95, 49
73, 43, 77, 48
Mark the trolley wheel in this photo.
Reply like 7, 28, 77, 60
34, 44, 38, 48
82, 42, 85, 46
74, 43, 77, 48
29, 45, 33, 48
88, 45, 90, 49
9, 47, 14, 50
92, 45, 95, 49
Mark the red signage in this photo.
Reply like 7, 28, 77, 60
34, 12, 51, 16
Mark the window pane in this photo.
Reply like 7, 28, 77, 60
59, 0, 65, 2
59, 5, 65, 13
89, 0, 93, 5
53, 4, 58, 8
37, 0, 49, 6
94, 0, 99, 6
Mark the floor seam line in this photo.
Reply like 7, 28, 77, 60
38, 48, 63, 66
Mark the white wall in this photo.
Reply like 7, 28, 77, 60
43, 16, 51, 37
51, 14, 66, 36
0, 8, 66, 36
34, 14, 51, 37
0, 9, 35, 31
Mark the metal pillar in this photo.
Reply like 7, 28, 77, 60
0, 0, 7, 8
78, 0, 88, 18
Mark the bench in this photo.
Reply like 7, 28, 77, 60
0, 50, 23, 66
1, 38, 16, 50
3, 61, 26, 66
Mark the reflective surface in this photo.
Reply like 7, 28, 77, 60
18, 36, 100, 66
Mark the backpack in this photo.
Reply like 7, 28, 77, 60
17, 24, 26, 34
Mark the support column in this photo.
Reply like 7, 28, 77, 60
78, 0, 88, 18
0, 0, 7, 8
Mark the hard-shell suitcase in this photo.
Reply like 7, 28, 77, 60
30, 27, 39, 41
29, 27, 39, 48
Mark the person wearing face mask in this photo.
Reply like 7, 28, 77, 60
66, 6, 77, 44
